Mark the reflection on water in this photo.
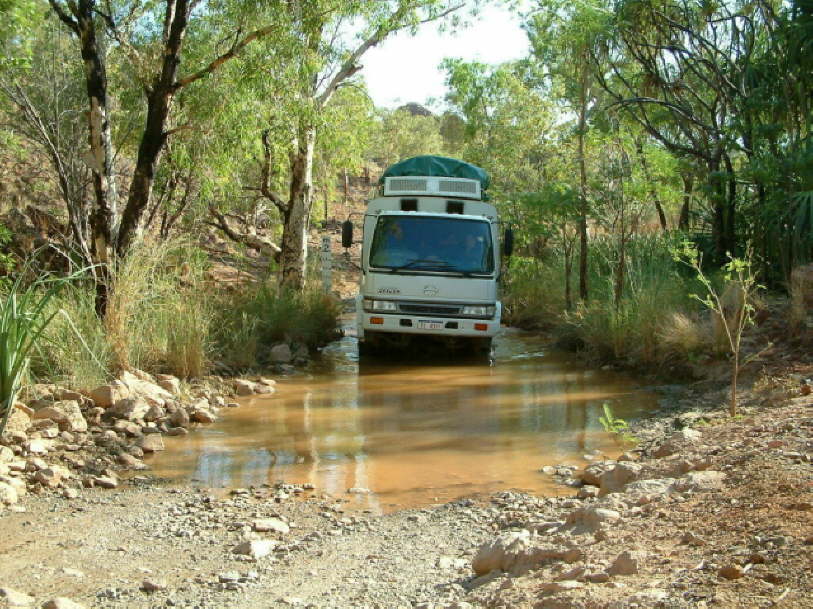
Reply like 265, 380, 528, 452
151, 329, 656, 512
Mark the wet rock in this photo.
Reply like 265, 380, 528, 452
253, 518, 290, 534
0, 587, 34, 607
576, 486, 598, 500
254, 383, 276, 395
232, 539, 276, 559
233, 379, 257, 396
623, 478, 675, 499
169, 408, 190, 428
269, 343, 293, 364
118, 453, 148, 470
599, 462, 643, 495
139, 434, 165, 453
653, 428, 703, 458
564, 506, 621, 534
580, 463, 608, 486
608, 550, 646, 576
41, 598, 87, 609
190, 407, 216, 424
90, 381, 130, 408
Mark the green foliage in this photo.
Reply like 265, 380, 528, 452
0, 258, 86, 436
672, 241, 763, 415
0, 223, 14, 290
599, 403, 637, 447
211, 285, 341, 372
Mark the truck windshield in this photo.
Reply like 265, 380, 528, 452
369, 216, 495, 274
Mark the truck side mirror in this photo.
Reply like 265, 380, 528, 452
341, 220, 353, 248
503, 228, 514, 257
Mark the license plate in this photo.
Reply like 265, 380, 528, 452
417, 320, 444, 330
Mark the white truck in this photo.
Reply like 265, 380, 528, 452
342, 155, 513, 356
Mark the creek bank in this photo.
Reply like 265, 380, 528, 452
0, 368, 286, 512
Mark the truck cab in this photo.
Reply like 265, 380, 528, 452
343, 156, 511, 356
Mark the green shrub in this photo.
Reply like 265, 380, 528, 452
211, 284, 341, 372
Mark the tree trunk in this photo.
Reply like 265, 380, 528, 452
71, 1, 119, 315
281, 124, 316, 289
576, 67, 589, 302
678, 173, 693, 230
723, 152, 737, 257
635, 138, 667, 231
117, 90, 173, 256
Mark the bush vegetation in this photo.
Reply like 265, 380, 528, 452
12, 240, 341, 391
504, 233, 720, 372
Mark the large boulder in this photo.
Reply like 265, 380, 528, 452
90, 381, 130, 408
673, 470, 727, 492
155, 374, 181, 395
119, 371, 173, 405
108, 398, 150, 421
32, 401, 87, 433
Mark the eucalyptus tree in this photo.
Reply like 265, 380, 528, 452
525, 0, 611, 301
249, 0, 468, 290
45, 0, 286, 311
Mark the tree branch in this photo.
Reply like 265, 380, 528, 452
174, 23, 280, 90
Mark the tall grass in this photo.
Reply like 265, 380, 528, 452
505, 233, 712, 371
211, 284, 341, 371
17, 239, 342, 391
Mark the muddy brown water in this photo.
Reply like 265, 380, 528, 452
152, 329, 657, 513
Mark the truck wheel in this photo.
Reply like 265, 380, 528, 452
471, 337, 493, 357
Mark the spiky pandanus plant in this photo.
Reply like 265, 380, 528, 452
0, 270, 79, 436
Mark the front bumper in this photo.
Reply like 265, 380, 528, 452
357, 301, 501, 339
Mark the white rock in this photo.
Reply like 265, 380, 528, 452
253, 518, 290, 534
233, 379, 257, 396
0, 446, 13, 463
347, 487, 371, 494
232, 539, 276, 559
0, 587, 34, 607
139, 434, 165, 453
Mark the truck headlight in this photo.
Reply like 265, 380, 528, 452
461, 305, 496, 317
363, 299, 397, 312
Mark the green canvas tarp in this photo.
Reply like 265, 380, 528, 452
380, 155, 490, 192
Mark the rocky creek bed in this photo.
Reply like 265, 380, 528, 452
1, 364, 811, 609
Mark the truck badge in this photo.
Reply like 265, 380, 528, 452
377, 287, 400, 295
423, 285, 439, 296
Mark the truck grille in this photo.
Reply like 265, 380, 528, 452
398, 303, 462, 316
